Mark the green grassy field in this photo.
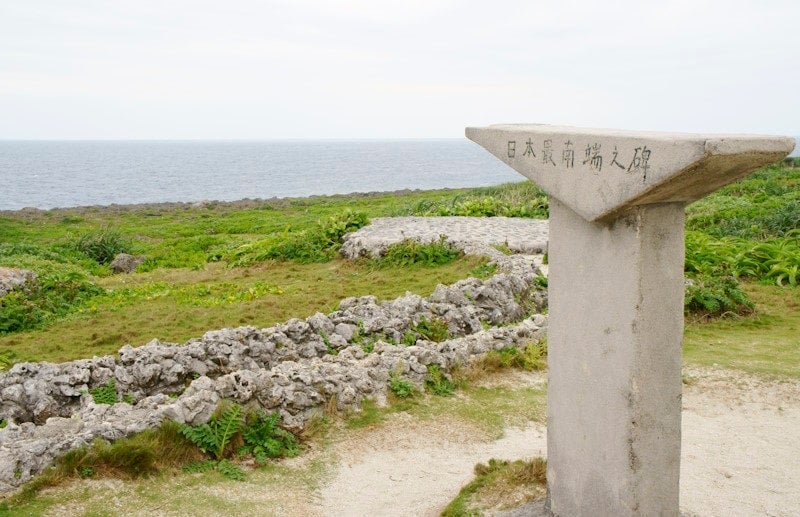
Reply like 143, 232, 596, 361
2, 166, 799, 375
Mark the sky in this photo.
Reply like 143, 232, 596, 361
1, 0, 798, 140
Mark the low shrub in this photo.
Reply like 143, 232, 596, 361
684, 275, 755, 318
409, 193, 548, 219
685, 230, 800, 286
0, 272, 105, 334
481, 342, 548, 372
372, 237, 462, 268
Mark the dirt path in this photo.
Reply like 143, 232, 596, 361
313, 368, 800, 517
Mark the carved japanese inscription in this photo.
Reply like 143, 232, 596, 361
467, 124, 794, 222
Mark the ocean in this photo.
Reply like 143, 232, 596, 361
0, 140, 522, 211
0, 137, 797, 211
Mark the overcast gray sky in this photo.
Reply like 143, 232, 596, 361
1, 0, 797, 139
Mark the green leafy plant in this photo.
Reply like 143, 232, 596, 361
388, 371, 415, 398
181, 404, 243, 462
0, 349, 16, 371
685, 275, 755, 318
217, 459, 247, 481
401, 330, 417, 347
372, 237, 462, 268
425, 364, 456, 397
89, 380, 119, 405
410, 316, 450, 343
238, 409, 300, 463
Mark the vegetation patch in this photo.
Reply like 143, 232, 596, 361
401, 182, 549, 219
684, 275, 755, 320
88, 380, 120, 405
0, 271, 105, 334
71, 230, 130, 265
409, 316, 451, 343
480, 342, 547, 372
441, 457, 547, 517
426, 364, 457, 397
226, 210, 369, 265
371, 237, 462, 268
388, 371, 416, 398
683, 282, 800, 378
239, 409, 301, 463
3, 420, 203, 508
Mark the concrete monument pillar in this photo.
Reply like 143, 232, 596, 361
466, 124, 794, 516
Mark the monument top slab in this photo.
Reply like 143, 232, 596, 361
466, 124, 795, 222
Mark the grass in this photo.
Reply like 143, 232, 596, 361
2, 420, 203, 510
0, 256, 486, 363
346, 382, 547, 439
0, 181, 539, 362
683, 282, 800, 378
441, 457, 547, 517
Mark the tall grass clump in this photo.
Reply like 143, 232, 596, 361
5, 421, 202, 506
72, 230, 130, 264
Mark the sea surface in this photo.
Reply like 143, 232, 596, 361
1, 137, 797, 211
0, 140, 522, 211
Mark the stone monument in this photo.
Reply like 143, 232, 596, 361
466, 124, 795, 516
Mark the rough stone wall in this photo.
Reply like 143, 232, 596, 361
0, 251, 547, 493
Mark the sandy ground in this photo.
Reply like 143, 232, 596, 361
313, 368, 800, 517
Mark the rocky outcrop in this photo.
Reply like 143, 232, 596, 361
109, 253, 145, 274
0, 267, 37, 297
0, 246, 548, 493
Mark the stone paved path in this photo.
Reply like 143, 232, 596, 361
341, 216, 549, 259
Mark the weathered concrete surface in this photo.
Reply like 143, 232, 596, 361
466, 124, 795, 222
467, 123, 795, 517
547, 199, 684, 516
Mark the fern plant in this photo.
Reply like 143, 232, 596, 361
181, 404, 243, 461
238, 410, 299, 463
180, 404, 246, 480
